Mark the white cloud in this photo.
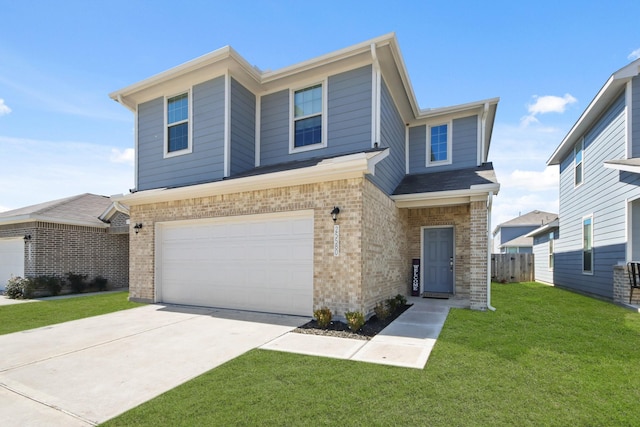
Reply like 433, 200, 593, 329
0, 99, 11, 116
110, 148, 134, 165
521, 94, 577, 126
508, 167, 559, 192
628, 48, 640, 61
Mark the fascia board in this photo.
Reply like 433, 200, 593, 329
525, 219, 560, 238
112, 151, 387, 206
0, 215, 109, 229
416, 97, 500, 120
391, 183, 500, 208
603, 161, 640, 173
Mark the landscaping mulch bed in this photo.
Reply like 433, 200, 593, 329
294, 304, 412, 340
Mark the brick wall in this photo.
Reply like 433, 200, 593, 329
405, 205, 472, 300
469, 200, 488, 310
0, 221, 129, 289
613, 264, 640, 305
361, 179, 409, 314
129, 178, 366, 316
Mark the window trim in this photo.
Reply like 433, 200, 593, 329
289, 80, 327, 154
164, 89, 193, 158
574, 138, 584, 187
426, 121, 452, 167
582, 214, 594, 275
548, 232, 554, 271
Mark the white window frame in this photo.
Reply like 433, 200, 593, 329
426, 121, 452, 167
574, 138, 584, 187
164, 89, 193, 158
548, 232, 554, 271
582, 214, 594, 275
289, 80, 328, 154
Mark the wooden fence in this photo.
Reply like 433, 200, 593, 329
491, 253, 534, 283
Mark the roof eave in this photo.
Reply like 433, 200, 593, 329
112, 150, 388, 206
391, 183, 500, 208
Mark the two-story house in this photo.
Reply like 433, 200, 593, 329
546, 57, 640, 304
109, 34, 500, 317
492, 210, 557, 254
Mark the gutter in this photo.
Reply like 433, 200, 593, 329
486, 191, 496, 311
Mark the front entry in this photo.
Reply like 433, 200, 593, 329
422, 227, 454, 294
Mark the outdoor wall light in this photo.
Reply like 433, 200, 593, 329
133, 223, 143, 234
331, 206, 340, 222
23, 234, 31, 241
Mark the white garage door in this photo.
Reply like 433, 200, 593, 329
0, 238, 25, 290
157, 211, 314, 316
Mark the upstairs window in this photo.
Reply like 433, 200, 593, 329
165, 92, 191, 156
427, 123, 451, 166
291, 83, 326, 152
583, 216, 593, 274
574, 139, 583, 186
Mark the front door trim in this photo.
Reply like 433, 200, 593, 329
420, 225, 455, 295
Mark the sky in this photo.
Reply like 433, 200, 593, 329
1, 0, 640, 232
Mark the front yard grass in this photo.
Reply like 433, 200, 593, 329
103, 282, 640, 426
0, 291, 143, 335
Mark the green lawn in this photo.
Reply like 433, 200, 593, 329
102, 283, 640, 426
0, 291, 143, 335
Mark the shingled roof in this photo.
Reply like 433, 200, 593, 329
393, 163, 498, 195
0, 193, 113, 228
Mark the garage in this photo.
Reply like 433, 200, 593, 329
156, 211, 314, 316
0, 238, 25, 290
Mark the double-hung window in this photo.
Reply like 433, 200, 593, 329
165, 92, 191, 156
427, 123, 451, 166
583, 215, 593, 273
291, 83, 325, 152
574, 139, 583, 186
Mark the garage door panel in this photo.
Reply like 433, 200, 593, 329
158, 213, 313, 316
0, 239, 25, 290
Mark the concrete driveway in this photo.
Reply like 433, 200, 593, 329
0, 304, 307, 426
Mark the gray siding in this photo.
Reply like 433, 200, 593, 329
370, 78, 406, 194
499, 225, 537, 245
532, 230, 557, 284
259, 66, 372, 166
633, 76, 640, 158
137, 76, 225, 191
230, 77, 256, 175
555, 92, 640, 298
408, 115, 478, 174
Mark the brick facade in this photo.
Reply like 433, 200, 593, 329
0, 221, 129, 289
129, 178, 491, 315
613, 264, 640, 305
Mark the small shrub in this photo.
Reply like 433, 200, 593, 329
374, 301, 390, 321
33, 275, 63, 296
66, 272, 87, 294
93, 276, 108, 291
395, 294, 407, 307
345, 311, 365, 332
5, 276, 34, 299
313, 307, 332, 328
386, 297, 399, 313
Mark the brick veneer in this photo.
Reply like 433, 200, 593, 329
0, 221, 129, 288
128, 178, 491, 315
613, 264, 640, 305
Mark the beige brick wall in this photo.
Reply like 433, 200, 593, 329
614, 264, 640, 305
405, 204, 472, 299
129, 178, 366, 316
469, 200, 488, 310
361, 179, 409, 314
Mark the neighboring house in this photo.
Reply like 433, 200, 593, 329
109, 33, 500, 317
546, 57, 640, 304
0, 194, 129, 291
492, 210, 557, 253
526, 218, 560, 284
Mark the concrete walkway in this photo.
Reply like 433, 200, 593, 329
261, 296, 466, 369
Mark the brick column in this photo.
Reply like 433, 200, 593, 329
613, 264, 640, 305
469, 199, 488, 310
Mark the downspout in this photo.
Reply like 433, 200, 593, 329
486, 191, 496, 311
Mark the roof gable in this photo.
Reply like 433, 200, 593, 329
0, 193, 113, 228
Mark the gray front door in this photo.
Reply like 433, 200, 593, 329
423, 227, 454, 294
